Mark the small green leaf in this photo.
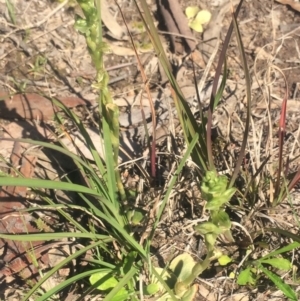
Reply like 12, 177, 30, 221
89, 271, 129, 301
260, 258, 292, 271
218, 255, 232, 266
259, 264, 297, 300
89, 271, 118, 290
144, 283, 160, 295
185, 6, 199, 19
229, 272, 235, 279
237, 268, 256, 285
261, 242, 300, 259
127, 209, 145, 225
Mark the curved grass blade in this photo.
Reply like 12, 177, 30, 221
134, 0, 208, 172
23, 241, 106, 301
260, 242, 300, 260
0, 232, 111, 241
0, 177, 104, 196
258, 264, 297, 301
0, 178, 146, 258
0, 137, 111, 200
36, 269, 103, 301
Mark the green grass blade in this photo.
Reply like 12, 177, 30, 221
101, 109, 120, 204
135, 0, 208, 172
0, 174, 122, 225
151, 267, 178, 301
213, 60, 228, 111
61, 191, 147, 259
260, 242, 300, 260
0, 232, 111, 241
259, 258, 291, 271
258, 264, 297, 301
21, 203, 95, 234
0, 177, 103, 196
36, 269, 104, 301
0, 137, 111, 200
23, 241, 106, 301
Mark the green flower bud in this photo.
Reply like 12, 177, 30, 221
206, 187, 236, 211
201, 172, 234, 206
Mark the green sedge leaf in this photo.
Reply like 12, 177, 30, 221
5, 0, 16, 25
